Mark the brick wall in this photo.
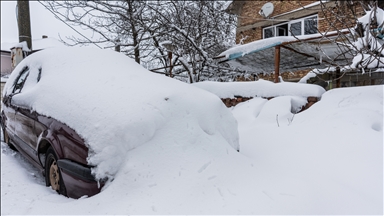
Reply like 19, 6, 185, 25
236, 1, 318, 43
239, 1, 317, 27
235, 1, 365, 44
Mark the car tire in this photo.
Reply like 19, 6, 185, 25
45, 147, 67, 196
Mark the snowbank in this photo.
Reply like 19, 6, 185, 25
3, 47, 239, 180
1, 85, 382, 214
233, 85, 383, 214
192, 79, 326, 98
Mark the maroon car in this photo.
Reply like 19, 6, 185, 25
1, 66, 101, 199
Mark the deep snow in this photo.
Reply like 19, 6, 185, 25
2, 47, 239, 181
1, 84, 383, 214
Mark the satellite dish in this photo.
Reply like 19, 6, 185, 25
259, 2, 274, 18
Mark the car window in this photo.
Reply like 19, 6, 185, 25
12, 67, 30, 94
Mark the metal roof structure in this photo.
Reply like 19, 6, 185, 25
216, 31, 354, 82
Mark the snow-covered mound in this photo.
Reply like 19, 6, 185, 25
233, 85, 383, 214
1, 85, 382, 214
3, 47, 239, 180
192, 79, 325, 99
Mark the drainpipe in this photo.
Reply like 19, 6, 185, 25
274, 45, 281, 83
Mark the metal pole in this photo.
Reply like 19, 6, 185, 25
274, 45, 281, 83
17, 0, 32, 50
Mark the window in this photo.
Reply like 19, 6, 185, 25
290, 21, 302, 36
12, 67, 30, 94
262, 15, 318, 39
263, 27, 275, 38
304, 16, 318, 35
276, 24, 288, 36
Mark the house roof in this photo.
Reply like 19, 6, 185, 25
216, 30, 353, 74
0, 37, 65, 52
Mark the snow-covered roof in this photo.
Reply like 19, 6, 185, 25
10, 41, 31, 52
0, 37, 65, 52
193, 79, 325, 99
217, 30, 352, 74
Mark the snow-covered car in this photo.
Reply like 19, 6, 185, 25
0, 47, 239, 199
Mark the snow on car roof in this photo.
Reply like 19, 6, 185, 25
3, 46, 239, 180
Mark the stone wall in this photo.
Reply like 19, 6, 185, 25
236, 69, 311, 82
221, 95, 319, 112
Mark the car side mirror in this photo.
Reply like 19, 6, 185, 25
3, 94, 14, 106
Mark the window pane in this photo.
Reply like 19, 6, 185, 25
277, 24, 288, 36
264, 28, 274, 38
290, 22, 302, 36
304, 16, 317, 35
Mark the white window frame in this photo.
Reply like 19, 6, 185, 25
263, 26, 275, 38
262, 14, 318, 39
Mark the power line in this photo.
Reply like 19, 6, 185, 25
37, 1, 102, 49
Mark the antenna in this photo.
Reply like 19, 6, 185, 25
259, 2, 274, 18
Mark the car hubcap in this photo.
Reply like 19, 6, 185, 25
49, 161, 60, 191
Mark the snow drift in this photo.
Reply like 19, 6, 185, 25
193, 79, 325, 99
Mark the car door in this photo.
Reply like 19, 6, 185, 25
7, 67, 38, 156
2, 67, 30, 138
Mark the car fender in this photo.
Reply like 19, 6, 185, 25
36, 129, 63, 167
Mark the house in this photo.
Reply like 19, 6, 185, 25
1, 50, 12, 76
220, 0, 384, 88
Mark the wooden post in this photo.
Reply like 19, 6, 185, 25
336, 67, 341, 88
114, 39, 120, 52
168, 51, 173, 77
274, 45, 281, 83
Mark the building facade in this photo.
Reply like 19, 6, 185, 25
224, 1, 383, 87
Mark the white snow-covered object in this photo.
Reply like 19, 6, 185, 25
2, 47, 239, 180
192, 79, 326, 99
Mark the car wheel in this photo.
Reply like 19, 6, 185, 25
45, 147, 67, 196
2, 128, 18, 151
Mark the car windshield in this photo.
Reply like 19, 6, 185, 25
12, 67, 30, 94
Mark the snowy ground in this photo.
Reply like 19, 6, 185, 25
1, 85, 383, 215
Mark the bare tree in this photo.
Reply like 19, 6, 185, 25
42, 1, 239, 82
148, 1, 238, 83
315, 0, 384, 76
43, 1, 164, 65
